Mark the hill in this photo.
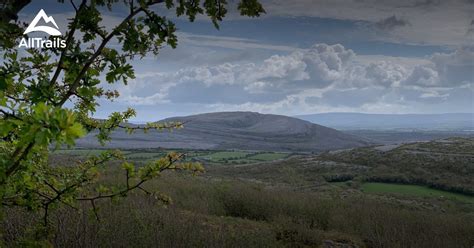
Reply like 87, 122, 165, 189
209, 137, 474, 195
76, 112, 371, 152
294, 112, 474, 131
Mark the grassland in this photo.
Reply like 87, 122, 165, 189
247, 153, 288, 161
360, 182, 474, 204
53, 149, 111, 156
53, 148, 290, 164
200, 151, 252, 161
125, 152, 166, 160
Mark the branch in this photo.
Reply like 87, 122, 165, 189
43, 180, 61, 195
90, 199, 100, 221
37, 154, 115, 226
70, 0, 78, 12
76, 153, 186, 202
57, 5, 147, 106
4, 142, 34, 180
5, 94, 26, 102
2, 1, 165, 182
0, 109, 21, 120
138, 186, 151, 195
57, 0, 169, 107
49, 0, 87, 87
0, 0, 31, 22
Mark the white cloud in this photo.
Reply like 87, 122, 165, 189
403, 65, 440, 87
302, 44, 354, 83
114, 43, 473, 114
244, 81, 271, 93
363, 61, 409, 88
255, 53, 309, 81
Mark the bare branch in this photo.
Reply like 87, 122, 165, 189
90, 199, 100, 221
70, 0, 78, 12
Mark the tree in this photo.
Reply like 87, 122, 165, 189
0, 0, 264, 227
0, 0, 32, 23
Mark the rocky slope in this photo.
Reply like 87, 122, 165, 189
76, 112, 371, 152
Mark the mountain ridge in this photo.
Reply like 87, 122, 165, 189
76, 111, 371, 152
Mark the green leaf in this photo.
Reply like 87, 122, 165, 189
0, 76, 7, 90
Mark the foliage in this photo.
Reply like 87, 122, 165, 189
3, 175, 473, 247
318, 138, 474, 195
0, 0, 264, 228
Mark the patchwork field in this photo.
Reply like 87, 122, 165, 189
54, 149, 110, 156
53, 148, 290, 164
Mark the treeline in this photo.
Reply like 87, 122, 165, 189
323, 173, 474, 196
362, 176, 474, 196
318, 144, 474, 196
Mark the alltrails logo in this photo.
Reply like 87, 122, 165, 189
19, 9, 66, 49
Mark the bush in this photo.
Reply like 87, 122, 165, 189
2, 176, 473, 247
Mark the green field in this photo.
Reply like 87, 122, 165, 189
54, 149, 110, 156
361, 183, 474, 203
198, 151, 289, 163
125, 152, 165, 160
247, 153, 288, 161
201, 151, 251, 161
53, 149, 290, 164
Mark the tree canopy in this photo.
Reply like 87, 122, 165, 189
0, 0, 264, 227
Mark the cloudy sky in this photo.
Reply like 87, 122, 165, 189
18, 0, 474, 121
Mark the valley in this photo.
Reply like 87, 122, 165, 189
5, 112, 474, 247
28, 136, 473, 247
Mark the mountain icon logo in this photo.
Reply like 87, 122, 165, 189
24, 9, 61, 36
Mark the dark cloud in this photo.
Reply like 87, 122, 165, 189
375, 15, 410, 31
468, 20, 474, 34
412, 0, 442, 7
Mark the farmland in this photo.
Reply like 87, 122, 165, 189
53, 148, 291, 164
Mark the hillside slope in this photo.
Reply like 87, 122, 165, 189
76, 112, 371, 152
209, 137, 474, 195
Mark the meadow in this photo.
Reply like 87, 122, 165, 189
360, 182, 474, 204
53, 148, 290, 164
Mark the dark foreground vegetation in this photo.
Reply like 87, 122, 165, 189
3, 173, 474, 248
3, 138, 474, 247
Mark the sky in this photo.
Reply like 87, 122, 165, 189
15, 0, 474, 121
